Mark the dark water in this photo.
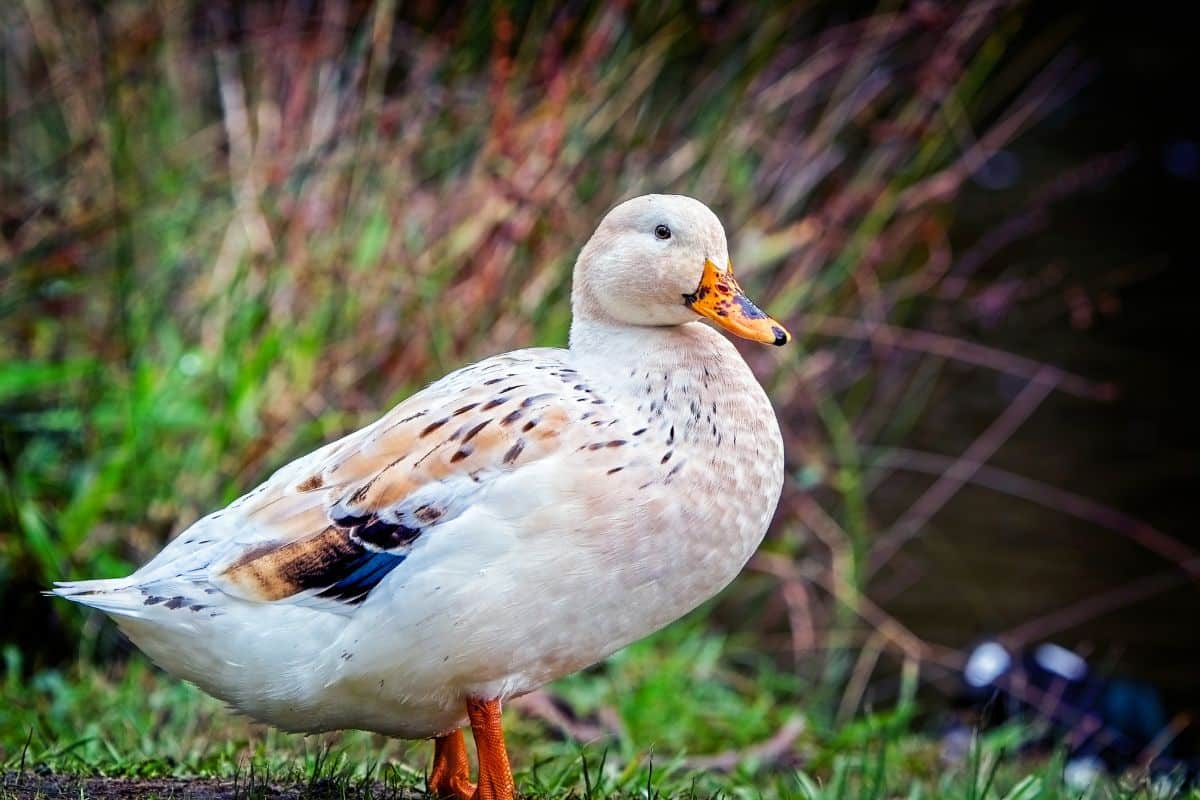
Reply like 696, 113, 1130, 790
876, 5, 1200, 720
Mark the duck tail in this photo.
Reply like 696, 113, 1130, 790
48, 578, 149, 618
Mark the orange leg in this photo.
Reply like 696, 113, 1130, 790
466, 697, 514, 800
429, 729, 475, 800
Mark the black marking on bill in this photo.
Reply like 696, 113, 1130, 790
732, 294, 768, 320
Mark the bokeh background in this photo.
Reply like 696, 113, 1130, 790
2, 0, 1197, 792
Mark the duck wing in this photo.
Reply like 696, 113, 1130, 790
71, 348, 604, 615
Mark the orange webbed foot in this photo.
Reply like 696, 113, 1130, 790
467, 697, 515, 800
429, 729, 476, 800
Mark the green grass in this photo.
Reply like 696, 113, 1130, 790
6, 623, 1192, 800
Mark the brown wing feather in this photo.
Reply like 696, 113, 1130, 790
211, 351, 586, 604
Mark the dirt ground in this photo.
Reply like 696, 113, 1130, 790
0, 773, 421, 799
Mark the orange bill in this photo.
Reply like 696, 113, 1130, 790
684, 259, 791, 346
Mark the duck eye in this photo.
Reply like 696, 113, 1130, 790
654, 224, 671, 240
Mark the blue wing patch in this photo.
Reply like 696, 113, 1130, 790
315, 548, 406, 605
218, 523, 413, 607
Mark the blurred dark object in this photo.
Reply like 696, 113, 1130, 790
949, 639, 1195, 785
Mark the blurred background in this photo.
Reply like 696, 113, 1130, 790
2, 0, 1197, 791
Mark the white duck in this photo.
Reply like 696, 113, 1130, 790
54, 194, 789, 800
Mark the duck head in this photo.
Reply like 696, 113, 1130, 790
572, 194, 790, 346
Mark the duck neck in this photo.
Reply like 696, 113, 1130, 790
569, 316, 699, 370
567, 271, 695, 362
568, 315, 766, 419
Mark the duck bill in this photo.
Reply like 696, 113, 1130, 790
684, 259, 791, 346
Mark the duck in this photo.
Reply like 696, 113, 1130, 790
53, 194, 790, 800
